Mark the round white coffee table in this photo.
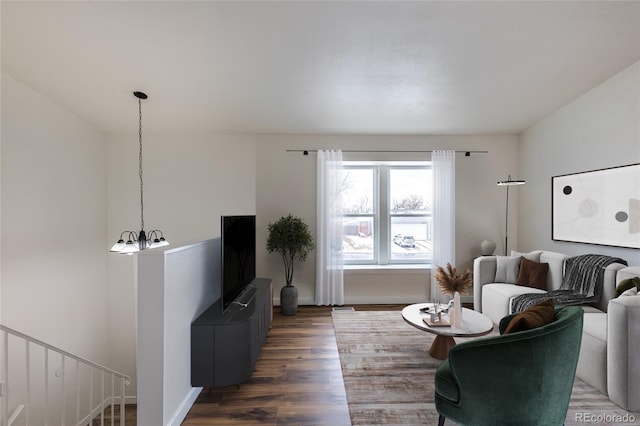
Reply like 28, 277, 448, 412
402, 303, 494, 360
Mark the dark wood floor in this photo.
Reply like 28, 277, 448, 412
93, 305, 404, 425
181, 305, 404, 426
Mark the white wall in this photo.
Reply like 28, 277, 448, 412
1, 72, 110, 420
256, 134, 519, 304
106, 132, 256, 396
520, 61, 640, 266
1, 72, 109, 360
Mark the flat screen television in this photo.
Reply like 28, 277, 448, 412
221, 215, 256, 312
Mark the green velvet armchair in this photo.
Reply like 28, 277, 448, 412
435, 306, 584, 426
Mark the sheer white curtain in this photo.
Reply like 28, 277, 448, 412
431, 150, 456, 301
315, 150, 344, 306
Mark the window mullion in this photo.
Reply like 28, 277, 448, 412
379, 165, 389, 264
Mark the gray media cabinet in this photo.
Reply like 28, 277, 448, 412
191, 277, 273, 387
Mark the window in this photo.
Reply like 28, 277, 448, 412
342, 162, 432, 265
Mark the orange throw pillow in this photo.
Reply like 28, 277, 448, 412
504, 299, 555, 334
515, 257, 549, 290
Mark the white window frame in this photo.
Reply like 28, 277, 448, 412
343, 161, 431, 266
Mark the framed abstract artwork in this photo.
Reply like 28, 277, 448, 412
552, 163, 640, 249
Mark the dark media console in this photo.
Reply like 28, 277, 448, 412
191, 278, 272, 387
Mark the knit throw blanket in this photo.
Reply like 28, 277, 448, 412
511, 254, 627, 314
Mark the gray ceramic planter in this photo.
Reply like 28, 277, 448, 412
280, 285, 298, 316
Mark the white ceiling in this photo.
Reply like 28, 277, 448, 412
2, 1, 640, 135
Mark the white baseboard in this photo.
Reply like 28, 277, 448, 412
122, 395, 137, 405
167, 387, 202, 426
275, 295, 427, 306
340, 295, 427, 305
275, 294, 473, 306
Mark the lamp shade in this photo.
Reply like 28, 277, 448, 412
110, 239, 126, 252
149, 237, 169, 249
121, 240, 140, 255
497, 175, 525, 186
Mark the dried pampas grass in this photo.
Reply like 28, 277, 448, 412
435, 263, 472, 295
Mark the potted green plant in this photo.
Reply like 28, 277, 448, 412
266, 214, 314, 315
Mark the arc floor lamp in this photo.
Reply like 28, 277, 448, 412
497, 175, 525, 255
110, 91, 169, 254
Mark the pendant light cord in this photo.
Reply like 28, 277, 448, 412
139, 97, 145, 232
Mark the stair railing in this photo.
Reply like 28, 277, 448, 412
0, 324, 130, 426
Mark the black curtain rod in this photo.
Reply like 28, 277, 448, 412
286, 149, 488, 156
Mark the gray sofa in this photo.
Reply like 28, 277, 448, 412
473, 251, 640, 411
602, 266, 640, 411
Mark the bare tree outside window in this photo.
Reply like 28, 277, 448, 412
392, 194, 426, 213
342, 163, 432, 265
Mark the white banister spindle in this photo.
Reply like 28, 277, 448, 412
44, 348, 49, 426
76, 359, 80, 426
61, 354, 66, 426
2, 330, 8, 426
25, 340, 30, 426
89, 368, 93, 424
110, 375, 115, 426
100, 370, 105, 426
120, 378, 125, 426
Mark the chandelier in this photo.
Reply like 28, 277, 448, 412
110, 91, 169, 254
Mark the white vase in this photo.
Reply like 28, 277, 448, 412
450, 291, 462, 327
